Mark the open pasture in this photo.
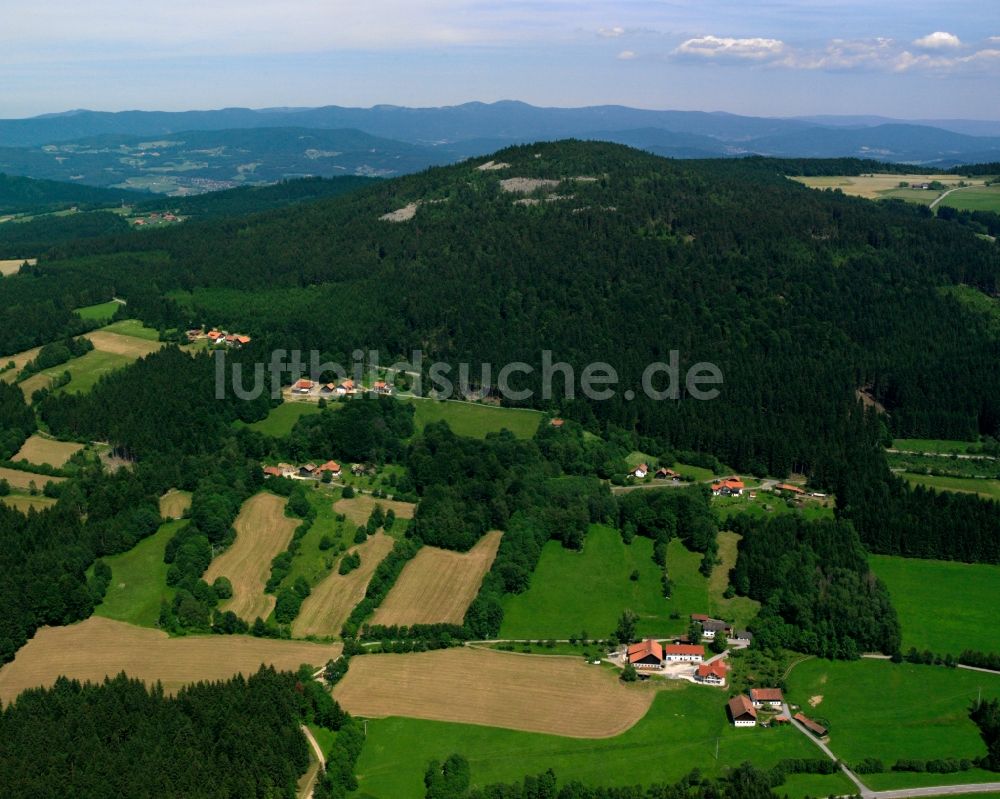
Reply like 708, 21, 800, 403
75, 300, 121, 322
893, 438, 982, 455
0, 344, 42, 383
12, 434, 83, 468
870, 554, 1000, 655
404, 396, 543, 439
247, 402, 321, 437
903, 472, 1000, 501
500, 525, 683, 639
292, 532, 394, 638
786, 657, 1000, 790
85, 328, 163, 356
350, 673, 853, 799
95, 520, 182, 627
939, 185, 1000, 213
0, 616, 342, 704
19, 348, 134, 399
0, 493, 57, 512
371, 531, 502, 626
333, 647, 655, 737
159, 488, 192, 519
0, 466, 65, 491
332, 494, 415, 527
204, 493, 299, 622
707, 531, 760, 628
791, 173, 976, 200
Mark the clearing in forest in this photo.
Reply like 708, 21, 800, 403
0, 616, 342, 704
159, 489, 192, 519
371, 531, 502, 626
333, 647, 655, 738
332, 494, 415, 526
0, 466, 66, 491
0, 494, 56, 512
0, 258, 35, 277
85, 329, 163, 358
292, 532, 395, 638
204, 493, 299, 622
12, 435, 83, 468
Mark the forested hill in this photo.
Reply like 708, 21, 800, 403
0, 173, 138, 215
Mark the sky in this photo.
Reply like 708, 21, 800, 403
1, 1, 998, 119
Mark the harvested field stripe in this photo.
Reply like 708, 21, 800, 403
371, 531, 502, 626
12, 435, 83, 468
333, 647, 655, 738
159, 489, 192, 520
292, 532, 395, 638
333, 495, 415, 527
84, 329, 163, 358
0, 616, 342, 704
204, 493, 299, 622
0, 466, 66, 491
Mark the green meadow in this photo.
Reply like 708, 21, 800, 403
247, 402, 322, 437
903, 472, 1000, 501
893, 438, 982, 455
100, 318, 161, 341
279, 488, 357, 589
870, 554, 1000, 655
405, 397, 543, 439
92, 520, 182, 628
22, 349, 134, 397
786, 658, 1000, 790
352, 683, 854, 799
74, 300, 121, 322
939, 185, 1000, 213
500, 525, 703, 640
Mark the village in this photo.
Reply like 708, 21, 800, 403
612, 614, 829, 737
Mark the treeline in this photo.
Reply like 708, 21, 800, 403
17, 335, 93, 380
730, 513, 901, 657
0, 381, 35, 459
0, 666, 351, 799
0, 211, 130, 259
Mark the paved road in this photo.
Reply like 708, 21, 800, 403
871, 783, 1000, 799
784, 702, 873, 797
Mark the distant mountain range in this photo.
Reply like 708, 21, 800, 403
0, 102, 997, 194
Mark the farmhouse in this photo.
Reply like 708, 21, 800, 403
372, 380, 392, 395
336, 379, 355, 395
626, 639, 664, 669
775, 483, 805, 495
655, 467, 680, 480
750, 688, 784, 708
292, 379, 315, 394
663, 644, 704, 663
728, 695, 757, 727
316, 460, 342, 479
262, 466, 283, 478
700, 619, 732, 639
734, 630, 753, 644
711, 477, 745, 496
549, 417, 564, 428
794, 712, 828, 738
321, 383, 338, 394
695, 660, 728, 686
299, 463, 317, 478
630, 463, 649, 479
278, 463, 297, 478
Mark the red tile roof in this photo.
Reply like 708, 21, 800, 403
293, 379, 314, 390
626, 639, 663, 663
664, 644, 704, 656
776, 483, 806, 494
728, 694, 757, 720
263, 466, 282, 477
317, 460, 341, 473
751, 688, 784, 703
697, 661, 728, 680
794, 713, 828, 736
690, 614, 711, 622
550, 418, 564, 427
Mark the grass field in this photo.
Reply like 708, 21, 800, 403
12, 434, 83, 468
334, 648, 655, 737
159, 489, 192, 519
1, 344, 42, 383
903, 472, 1000, 501
870, 554, 1000, 654
939, 185, 1000, 212
786, 658, 1000, 790
791, 174, 984, 202
19, 349, 134, 399
0, 493, 57, 512
280, 489, 353, 588
707, 531, 760, 628
372, 531, 502, 626
293, 532, 396, 638
0, 616, 342, 704
98, 319, 161, 341
893, 438, 982, 455
75, 300, 121, 322
500, 525, 690, 639
204, 493, 299, 622
350, 671, 853, 799
0, 466, 66, 491
404, 397, 543, 439
332, 494, 415, 527
94, 520, 182, 627
247, 402, 321, 436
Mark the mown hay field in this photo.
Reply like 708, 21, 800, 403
12, 435, 83, 468
204, 493, 298, 622
292, 532, 395, 638
159, 488, 192, 519
0, 466, 66, 491
333, 647, 655, 737
371, 531, 502, 626
0, 616, 342, 704
333, 494, 415, 526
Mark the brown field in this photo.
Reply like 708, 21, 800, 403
0, 466, 66, 491
12, 434, 83, 468
85, 330, 163, 358
0, 616, 342, 705
333, 494, 415, 526
292, 532, 395, 638
371, 531, 502, 626
791, 173, 981, 199
0, 494, 57, 512
159, 489, 192, 519
204, 493, 298, 622
0, 258, 35, 277
333, 647, 656, 737
0, 345, 42, 383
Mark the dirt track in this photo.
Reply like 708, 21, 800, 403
333, 647, 656, 738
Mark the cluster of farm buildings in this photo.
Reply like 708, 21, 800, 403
262, 461, 378, 481
185, 327, 252, 347
289, 378, 393, 397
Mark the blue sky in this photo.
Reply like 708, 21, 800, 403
1, 1, 998, 119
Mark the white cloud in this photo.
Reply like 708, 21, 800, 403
674, 35, 785, 61
786, 37, 894, 70
617, 50, 636, 60
913, 31, 962, 50
598, 26, 625, 38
